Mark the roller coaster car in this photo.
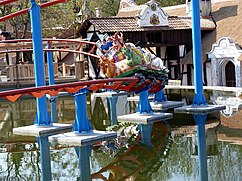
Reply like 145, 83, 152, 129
99, 43, 169, 84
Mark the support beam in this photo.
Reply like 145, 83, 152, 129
73, 88, 92, 134
194, 114, 208, 181
46, 43, 57, 123
30, 0, 50, 125
191, 0, 206, 105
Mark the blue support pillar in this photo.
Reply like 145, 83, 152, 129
46, 44, 57, 123
107, 96, 118, 125
37, 136, 52, 181
77, 145, 92, 181
193, 114, 208, 181
138, 124, 153, 147
73, 88, 92, 134
30, 0, 50, 125
136, 88, 152, 114
154, 89, 167, 102
191, 0, 207, 105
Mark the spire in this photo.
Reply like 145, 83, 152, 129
77, 0, 94, 22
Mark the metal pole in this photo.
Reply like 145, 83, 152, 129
191, 0, 206, 105
77, 145, 92, 181
38, 136, 52, 181
73, 88, 92, 133
194, 114, 208, 181
138, 124, 153, 147
46, 43, 57, 123
30, 0, 50, 125
107, 96, 118, 125
136, 88, 152, 113
154, 89, 167, 102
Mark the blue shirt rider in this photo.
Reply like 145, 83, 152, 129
100, 38, 113, 53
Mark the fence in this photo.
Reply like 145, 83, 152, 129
2, 61, 86, 83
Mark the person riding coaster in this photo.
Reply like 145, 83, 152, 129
98, 40, 169, 86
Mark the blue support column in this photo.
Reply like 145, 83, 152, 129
77, 145, 92, 181
191, 0, 207, 105
138, 124, 153, 147
30, 0, 50, 125
154, 89, 167, 102
107, 96, 118, 125
73, 88, 92, 134
46, 44, 57, 123
37, 136, 52, 181
136, 88, 152, 113
193, 114, 208, 181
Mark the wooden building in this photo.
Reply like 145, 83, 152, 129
170, 0, 242, 87
78, 0, 216, 84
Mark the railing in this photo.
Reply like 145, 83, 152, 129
1, 61, 86, 83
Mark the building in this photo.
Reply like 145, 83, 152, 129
180, 0, 242, 87
78, 0, 216, 83
78, 0, 242, 87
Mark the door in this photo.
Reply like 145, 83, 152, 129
225, 61, 236, 87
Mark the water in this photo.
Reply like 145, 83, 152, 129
0, 90, 241, 181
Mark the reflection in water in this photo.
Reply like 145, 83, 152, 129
37, 136, 51, 181
193, 114, 208, 181
92, 121, 170, 180
75, 145, 92, 181
0, 91, 241, 180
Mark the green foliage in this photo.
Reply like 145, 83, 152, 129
89, 0, 120, 17
88, 0, 185, 17
0, 0, 185, 38
0, 0, 30, 38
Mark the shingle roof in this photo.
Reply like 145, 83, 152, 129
88, 16, 215, 33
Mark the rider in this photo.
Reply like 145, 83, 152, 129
100, 38, 113, 53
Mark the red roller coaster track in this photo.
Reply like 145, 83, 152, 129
0, 0, 71, 22
0, 39, 99, 59
0, 77, 162, 102
0, 0, 164, 102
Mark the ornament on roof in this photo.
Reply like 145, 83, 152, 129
137, 0, 168, 27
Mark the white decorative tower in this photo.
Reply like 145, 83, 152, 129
186, 0, 212, 17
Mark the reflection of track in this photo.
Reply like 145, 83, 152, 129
92, 122, 171, 180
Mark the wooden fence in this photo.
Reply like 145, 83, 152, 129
3, 61, 86, 83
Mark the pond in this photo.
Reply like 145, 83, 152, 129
0, 89, 241, 181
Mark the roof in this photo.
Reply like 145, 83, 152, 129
85, 16, 215, 33
117, 4, 148, 17
117, 3, 187, 17
182, 0, 242, 64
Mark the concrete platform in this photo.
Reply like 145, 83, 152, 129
174, 105, 226, 114
118, 112, 172, 124
49, 130, 117, 146
94, 91, 127, 98
150, 101, 184, 110
127, 95, 154, 102
13, 123, 73, 137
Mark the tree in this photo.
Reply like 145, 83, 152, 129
0, 0, 30, 39
0, 0, 86, 38
89, 0, 120, 17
